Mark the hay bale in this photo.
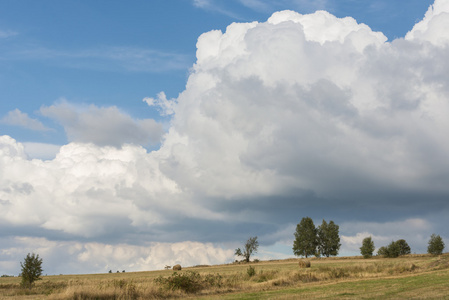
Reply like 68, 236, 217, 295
173, 264, 182, 271
298, 260, 311, 268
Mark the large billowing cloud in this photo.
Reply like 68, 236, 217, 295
1, 1, 449, 275
157, 4, 449, 205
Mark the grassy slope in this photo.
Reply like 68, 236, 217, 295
207, 270, 449, 299
1, 254, 448, 299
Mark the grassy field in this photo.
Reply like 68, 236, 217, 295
1, 253, 448, 299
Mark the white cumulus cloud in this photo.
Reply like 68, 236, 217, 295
0, 136, 179, 237
157, 7, 449, 202
2, 1, 449, 274
405, 0, 449, 46
143, 92, 177, 116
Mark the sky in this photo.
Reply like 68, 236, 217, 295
1, 0, 448, 275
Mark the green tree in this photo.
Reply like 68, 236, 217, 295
293, 217, 318, 258
317, 220, 341, 257
360, 236, 375, 258
378, 240, 411, 258
427, 234, 445, 255
377, 246, 388, 257
395, 239, 411, 256
235, 236, 259, 262
20, 253, 43, 289
385, 241, 401, 258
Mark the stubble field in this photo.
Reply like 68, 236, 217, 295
1, 253, 448, 299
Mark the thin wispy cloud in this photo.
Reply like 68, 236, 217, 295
1, 45, 191, 73
0, 29, 17, 38
192, 0, 245, 19
238, 0, 271, 12
194, 0, 330, 16
193, 0, 212, 8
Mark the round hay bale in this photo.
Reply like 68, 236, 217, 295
298, 260, 311, 268
173, 264, 182, 271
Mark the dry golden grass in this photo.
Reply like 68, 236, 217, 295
0, 253, 448, 299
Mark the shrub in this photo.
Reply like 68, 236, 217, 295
203, 273, 223, 288
247, 266, 256, 277
154, 271, 223, 294
154, 271, 202, 293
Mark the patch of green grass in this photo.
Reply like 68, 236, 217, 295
201, 269, 449, 299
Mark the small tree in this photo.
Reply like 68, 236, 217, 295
377, 246, 388, 257
396, 239, 411, 256
378, 240, 411, 258
360, 236, 375, 258
235, 236, 259, 262
20, 253, 43, 289
428, 234, 445, 255
293, 217, 318, 258
383, 241, 401, 258
317, 220, 341, 257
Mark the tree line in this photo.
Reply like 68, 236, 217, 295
235, 217, 445, 263
360, 233, 445, 258
291, 217, 445, 259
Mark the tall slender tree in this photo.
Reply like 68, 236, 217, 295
293, 217, 317, 258
360, 236, 375, 258
427, 234, 445, 255
317, 220, 341, 257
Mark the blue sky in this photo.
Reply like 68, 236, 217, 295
1, 0, 448, 276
